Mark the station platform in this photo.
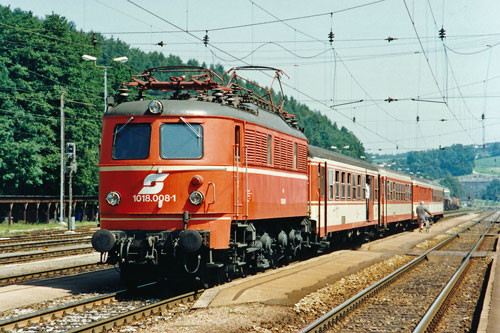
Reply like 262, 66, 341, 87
478, 232, 500, 333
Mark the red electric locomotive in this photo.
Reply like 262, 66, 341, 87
92, 66, 312, 283
91, 65, 445, 284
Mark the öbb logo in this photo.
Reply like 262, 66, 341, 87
138, 173, 169, 195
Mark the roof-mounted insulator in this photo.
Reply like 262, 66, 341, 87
117, 84, 129, 102
328, 31, 335, 45
439, 26, 446, 40
157, 41, 165, 47
213, 87, 223, 102
225, 91, 235, 105
92, 33, 97, 49
203, 30, 209, 47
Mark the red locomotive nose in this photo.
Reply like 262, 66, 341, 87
191, 175, 203, 186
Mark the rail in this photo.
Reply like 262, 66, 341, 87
0, 281, 201, 332
0, 244, 94, 265
0, 263, 108, 287
299, 211, 496, 333
68, 289, 200, 332
413, 213, 498, 332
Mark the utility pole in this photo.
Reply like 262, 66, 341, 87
103, 67, 107, 114
66, 143, 77, 231
60, 90, 65, 224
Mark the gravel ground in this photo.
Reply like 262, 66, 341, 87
434, 258, 492, 332
0, 293, 102, 321
129, 255, 413, 332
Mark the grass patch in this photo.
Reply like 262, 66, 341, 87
474, 156, 500, 175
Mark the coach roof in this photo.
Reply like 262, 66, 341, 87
308, 145, 378, 171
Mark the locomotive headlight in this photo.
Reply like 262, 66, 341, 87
189, 190, 204, 206
148, 100, 163, 114
106, 191, 121, 206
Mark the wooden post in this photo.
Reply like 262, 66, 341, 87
54, 202, 59, 223
36, 202, 40, 223
8, 203, 13, 226
82, 201, 87, 222
23, 202, 28, 223
47, 202, 52, 224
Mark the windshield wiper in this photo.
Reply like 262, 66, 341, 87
179, 116, 201, 138
112, 116, 134, 146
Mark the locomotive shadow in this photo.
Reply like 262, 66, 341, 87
13, 267, 121, 295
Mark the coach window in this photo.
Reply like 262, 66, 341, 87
267, 135, 272, 165
387, 182, 391, 200
347, 173, 352, 199
374, 178, 378, 201
335, 171, 340, 200
341, 172, 346, 200
113, 123, 151, 159
358, 175, 361, 200
352, 174, 357, 200
328, 169, 334, 200
160, 123, 203, 159
357, 175, 362, 200
362, 175, 366, 199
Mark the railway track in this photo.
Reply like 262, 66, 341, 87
299, 211, 498, 332
0, 263, 110, 287
0, 230, 93, 246
0, 282, 200, 332
0, 236, 91, 253
0, 244, 94, 265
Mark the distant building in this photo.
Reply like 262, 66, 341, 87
459, 174, 500, 200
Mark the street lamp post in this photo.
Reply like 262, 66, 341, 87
82, 55, 128, 113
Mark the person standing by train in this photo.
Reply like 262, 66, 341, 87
416, 201, 432, 233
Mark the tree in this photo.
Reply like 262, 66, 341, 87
482, 179, 500, 201
0, 5, 368, 198
440, 175, 463, 197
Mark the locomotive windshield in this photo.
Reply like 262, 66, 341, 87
112, 123, 151, 159
160, 123, 203, 159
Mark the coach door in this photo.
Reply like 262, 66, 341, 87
318, 162, 327, 236
365, 175, 374, 222
377, 175, 382, 227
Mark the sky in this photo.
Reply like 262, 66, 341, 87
2, 0, 500, 156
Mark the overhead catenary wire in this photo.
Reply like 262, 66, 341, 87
126, 0, 406, 150
246, 0, 408, 148
401, 0, 478, 147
